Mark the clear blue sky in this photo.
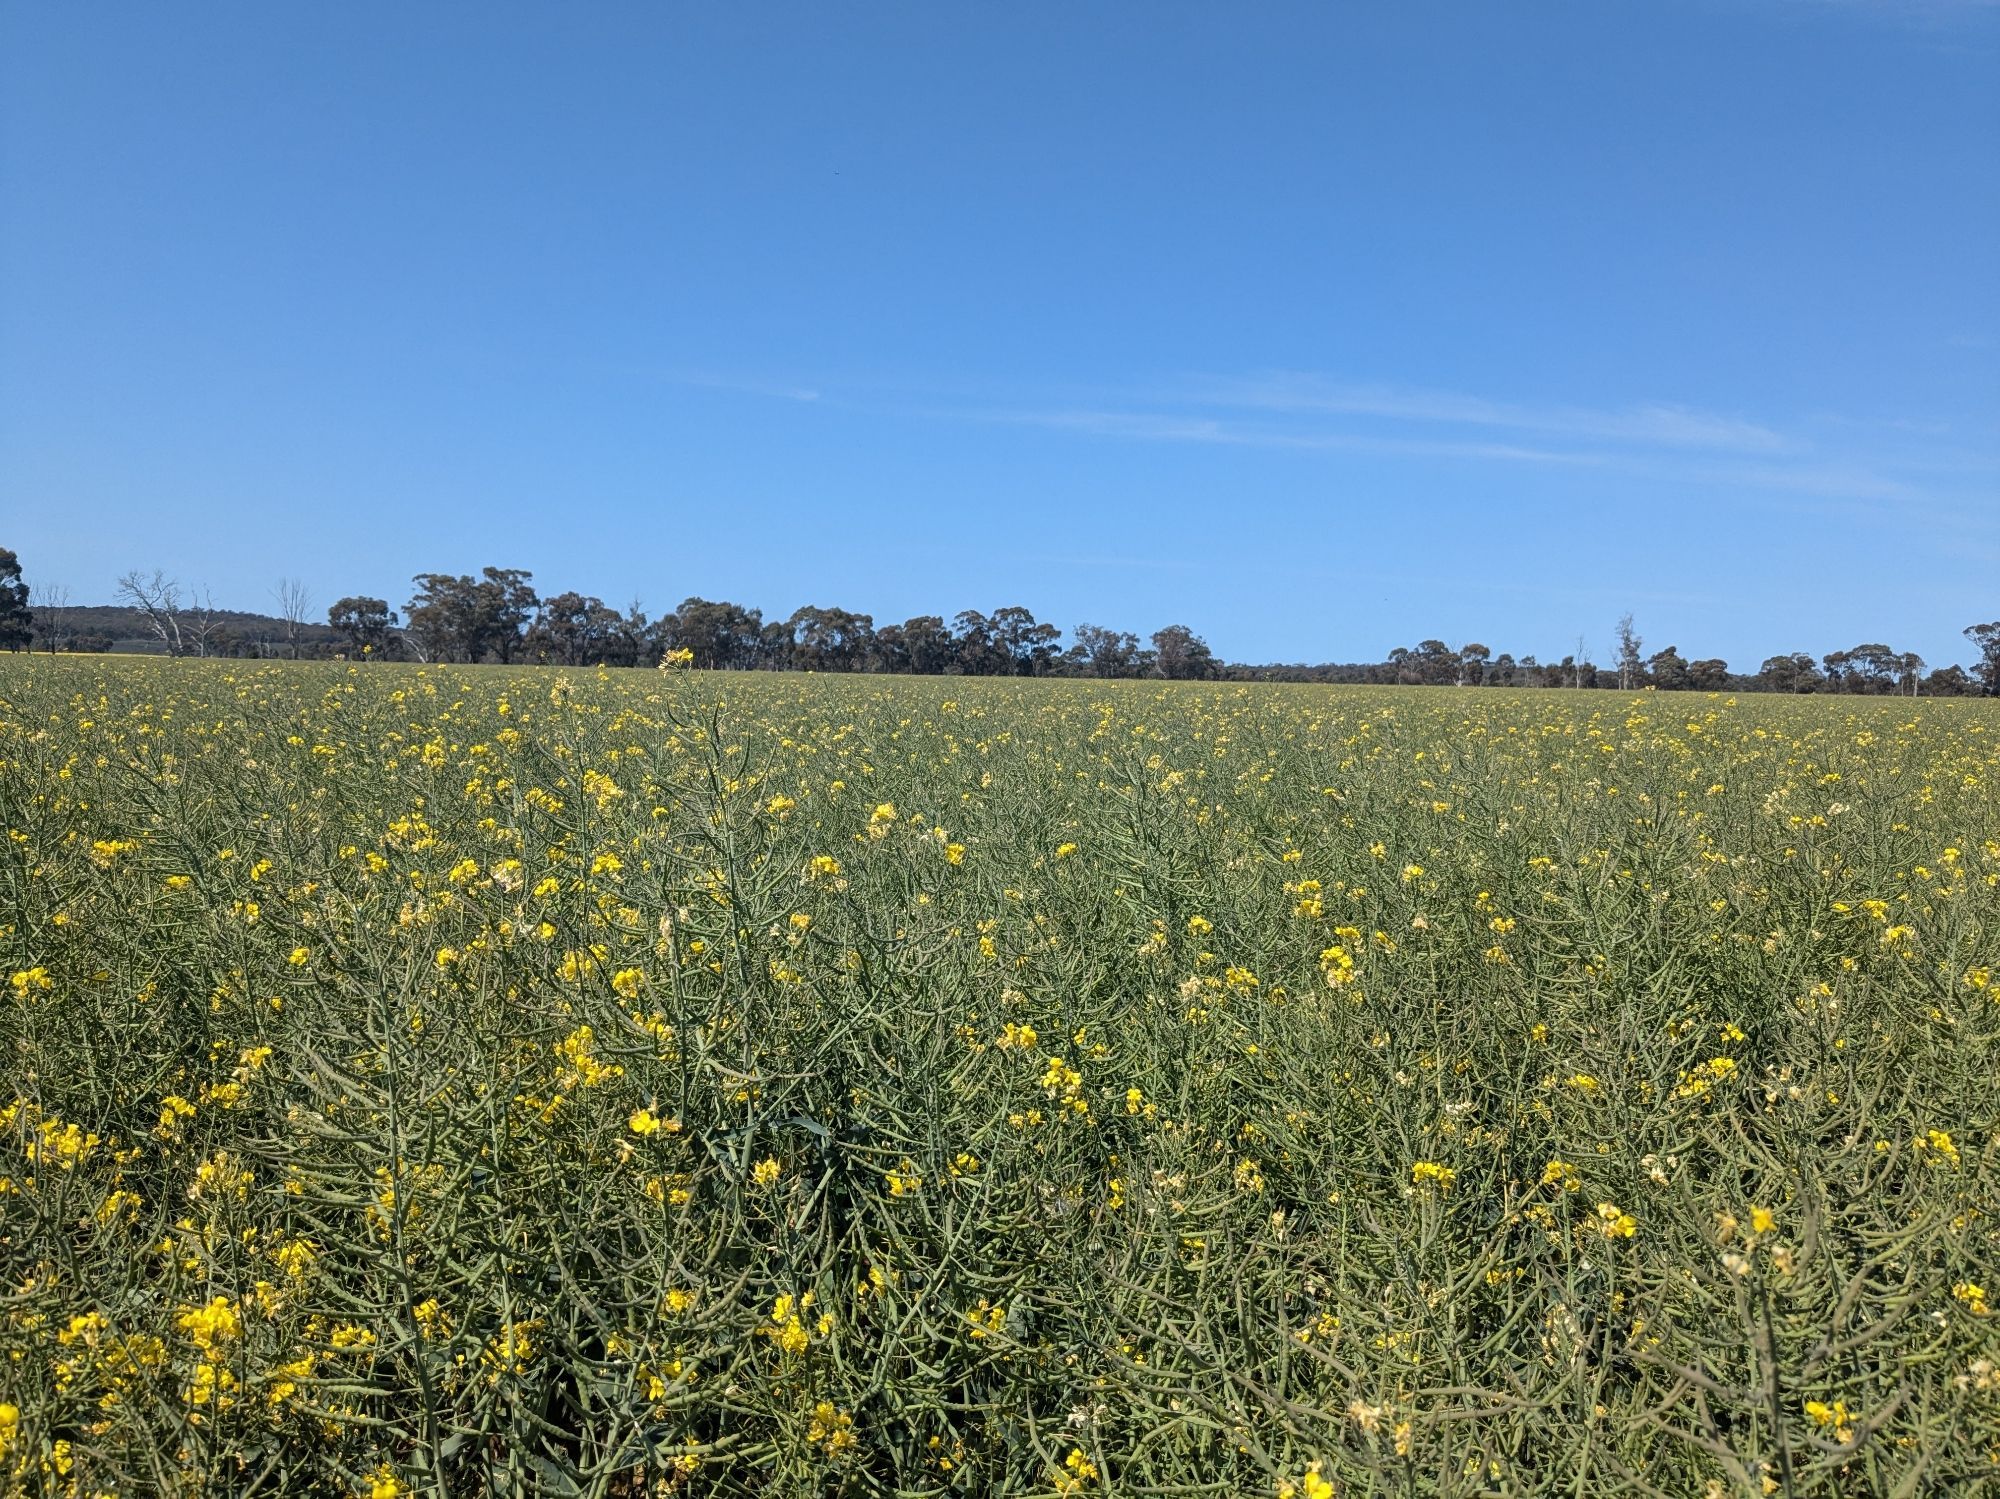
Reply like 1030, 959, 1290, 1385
3, 2, 1995, 668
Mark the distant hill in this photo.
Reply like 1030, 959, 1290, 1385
31, 604, 340, 657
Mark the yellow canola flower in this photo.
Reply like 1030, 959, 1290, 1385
1592, 1202, 1638, 1239
1053, 1447, 1099, 1494
807, 1400, 857, 1455
1411, 1161, 1456, 1192
1803, 1398, 1857, 1444
176, 1297, 241, 1354
1276, 1466, 1335, 1499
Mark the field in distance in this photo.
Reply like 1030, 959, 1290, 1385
2, 657, 1995, 1497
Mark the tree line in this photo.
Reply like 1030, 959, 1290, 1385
341, 570, 1228, 679
1255, 618, 2000, 697
2, 548, 1996, 695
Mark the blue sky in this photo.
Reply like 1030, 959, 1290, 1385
3, 2, 1995, 668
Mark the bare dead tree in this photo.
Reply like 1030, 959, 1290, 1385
117, 569, 186, 657
274, 577, 311, 660
185, 587, 223, 659
34, 582, 75, 653
1615, 613, 1643, 691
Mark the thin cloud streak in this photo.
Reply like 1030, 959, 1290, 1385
1687, 460, 1917, 503
1195, 373, 1796, 454
653, 363, 1994, 519
950, 404, 1601, 466
947, 400, 1982, 512
1242, 560, 1726, 611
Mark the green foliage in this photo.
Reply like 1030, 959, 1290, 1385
1, 660, 1995, 1496
0, 550, 30, 653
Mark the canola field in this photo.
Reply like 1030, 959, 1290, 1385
1, 656, 1996, 1498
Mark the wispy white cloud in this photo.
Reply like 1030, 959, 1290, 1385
950, 404, 1601, 466
654, 361, 1997, 522
937, 374, 2000, 517
1193, 373, 1795, 454
1686, 460, 1918, 503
